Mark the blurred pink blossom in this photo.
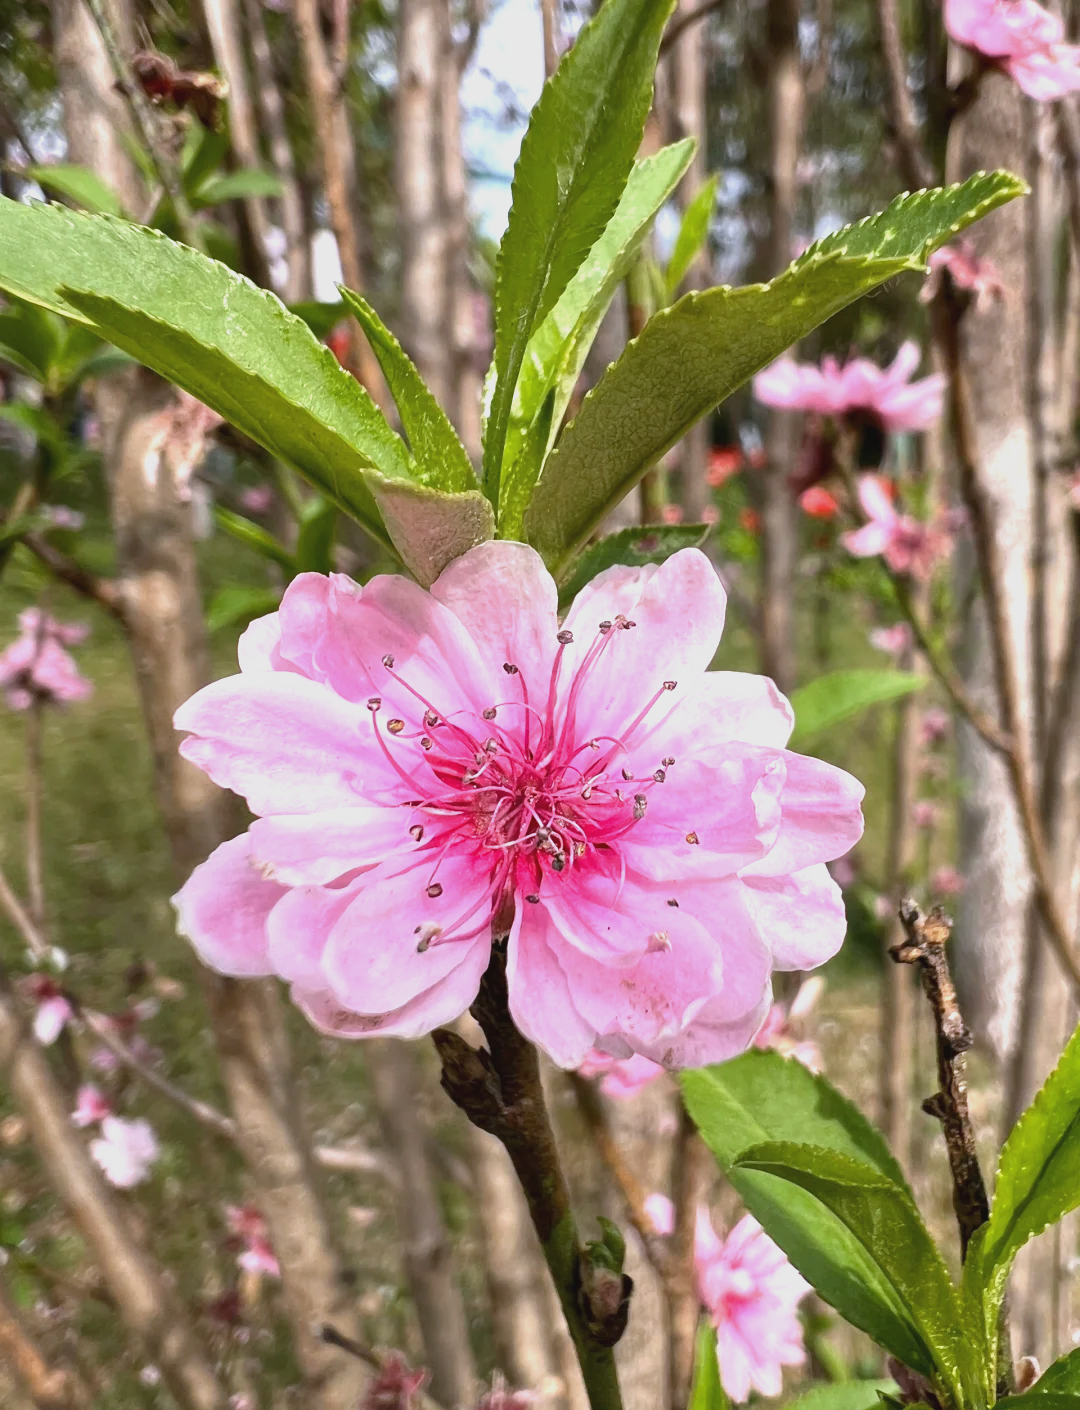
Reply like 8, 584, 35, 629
226, 1204, 280, 1278
40, 505, 85, 532
22, 975, 73, 1045
0, 610, 92, 710
661, 503, 685, 525
148, 391, 223, 501
912, 800, 941, 830
945, 0, 1080, 99
72, 1084, 112, 1127
707, 447, 744, 487
577, 1049, 666, 1099
89, 1116, 160, 1188
873, 894, 893, 920
753, 342, 944, 433
240, 485, 274, 516
799, 486, 840, 519
841, 475, 953, 580
932, 866, 966, 896
645, 1198, 809, 1402
920, 708, 950, 745
701, 505, 720, 526
828, 854, 856, 888
752, 977, 824, 1071
476, 1376, 535, 1410
921, 240, 1005, 311
363, 1354, 429, 1410
869, 623, 914, 659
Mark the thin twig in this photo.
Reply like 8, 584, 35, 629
319, 1326, 448, 1410
659, 0, 731, 55
890, 901, 989, 1258
21, 535, 126, 621
0, 861, 46, 960
873, 0, 934, 190
434, 952, 626, 1410
25, 701, 46, 939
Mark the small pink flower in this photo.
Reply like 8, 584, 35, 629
945, 0, 1080, 99
873, 894, 893, 920
932, 866, 966, 896
0, 611, 92, 710
72, 1084, 112, 1127
922, 240, 1005, 312
920, 708, 950, 745
701, 505, 720, 526
173, 545, 864, 1070
645, 1198, 809, 1402
754, 342, 944, 434
707, 447, 744, 487
23, 976, 74, 1046
226, 1204, 280, 1278
661, 504, 685, 525
89, 1116, 160, 1188
798, 486, 840, 519
363, 1353, 429, 1410
240, 485, 274, 516
40, 505, 85, 532
869, 623, 913, 659
840, 475, 952, 580
912, 800, 940, 830
476, 1376, 535, 1410
751, 977, 823, 1071
577, 1048, 665, 1099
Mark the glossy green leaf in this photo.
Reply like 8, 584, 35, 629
294, 497, 338, 575
26, 163, 125, 217
557, 522, 709, 608
339, 287, 476, 492
968, 1023, 1080, 1341
665, 174, 718, 296
289, 300, 347, 339
688, 1322, 729, 1410
483, 0, 675, 504
681, 1053, 933, 1379
789, 669, 927, 748
525, 169, 1027, 572
1033, 1352, 1080, 1395
193, 169, 283, 207
0, 296, 63, 381
207, 583, 282, 633
215, 507, 295, 572
734, 1142, 972, 1406
499, 140, 696, 535
781, 1381, 897, 1410
364, 471, 495, 587
0, 200, 411, 545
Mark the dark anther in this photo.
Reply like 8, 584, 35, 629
633, 794, 648, 821
409, 824, 424, 842
426, 882, 443, 898
484, 739, 498, 754
662, 680, 676, 691
626, 619, 637, 628
653, 768, 666, 783
667, 898, 679, 907
420, 736, 433, 750
381, 653, 395, 669
366, 697, 381, 711
685, 831, 699, 845
662, 756, 675, 767
581, 784, 593, 800
621, 767, 634, 781
599, 620, 612, 634
551, 852, 566, 872
483, 707, 497, 720
387, 719, 405, 735
557, 629, 573, 645
503, 662, 519, 675
424, 709, 439, 728
525, 893, 540, 904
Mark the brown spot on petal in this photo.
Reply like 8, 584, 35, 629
387, 719, 404, 735
685, 831, 699, 845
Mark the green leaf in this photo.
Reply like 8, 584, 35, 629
969, 1022, 1080, 1341
665, 174, 718, 296
499, 140, 695, 536
0, 296, 63, 381
482, 0, 676, 505
524, 170, 1027, 573
681, 1053, 933, 1379
688, 1321, 729, 1410
294, 496, 338, 575
1033, 1352, 1080, 1395
192, 169, 283, 207
781, 1382, 897, 1410
26, 163, 125, 217
338, 287, 476, 492
364, 471, 495, 587
789, 669, 927, 748
215, 507, 295, 572
289, 300, 347, 339
734, 1142, 972, 1406
997, 1399, 1080, 1410
557, 522, 709, 608
0, 200, 411, 545
207, 583, 282, 633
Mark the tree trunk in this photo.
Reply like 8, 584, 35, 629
0, 1265, 92, 1410
0, 978, 226, 1410
758, 0, 804, 693
368, 1041, 476, 1408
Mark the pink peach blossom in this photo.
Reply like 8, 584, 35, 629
707, 447, 744, 487
661, 504, 685, 525
753, 342, 944, 433
701, 505, 720, 526
644, 1198, 809, 1402
920, 708, 950, 745
72, 1084, 112, 1127
751, 977, 823, 1071
932, 866, 966, 896
577, 1048, 665, 1099
40, 505, 85, 532
921, 239, 1005, 311
869, 623, 914, 659
913, 800, 941, 830
239, 485, 274, 516
945, 0, 1080, 99
0, 610, 92, 710
89, 1116, 160, 1188
798, 486, 840, 519
364, 1354, 429, 1410
172, 545, 863, 1069
841, 475, 952, 580
226, 1204, 280, 1278
23, 975, 73, 1046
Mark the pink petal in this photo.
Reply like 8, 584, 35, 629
645, 1193, 675, 1236
1008, 46, 1080, 97
172, 832, 283, 977
856, 473, 898, 526
629, 670, 795, 765
741, 863, 847, 970
237, 612, 282, 672
715, 1325, 754, 1404
248, 806, 425, 886
884, 340, 921, 385
320, 853, 492, 1015
742, 751, 864, 877
176, 672, 403, 815
507, 903, 598, 1068
265, 878, 363, 988
876, 377, 945, 432
33, 995, 72, 1046
839, 521, 891, 558
431, 541, 559, 710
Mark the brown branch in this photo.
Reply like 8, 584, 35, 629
659, 0, 731, 55
22, 534, 126, 622
890, 901, 989, 1257
668, 1102, 707, 1410
874, 0, 934, 190
0, 1266, 91, 1409
433, 952, 626, 1410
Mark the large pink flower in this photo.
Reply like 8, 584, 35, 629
945, 0, 1080, 99
645, 1198, 809, 1402
753, 342, 944, 433
0, 609, 92, 710
840, 475, 952, 580
172, 545, 863, 1069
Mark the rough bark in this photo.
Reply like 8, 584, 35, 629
0, 1266, 92, 1410
243, 0, 312, 301
368, 1040, 476, 1409
758, 0, 804, 693
0, 977, 226, 1410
